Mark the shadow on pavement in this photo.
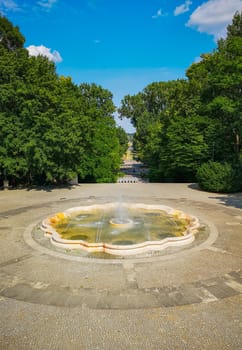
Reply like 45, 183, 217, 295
188, 183, 201, 191
209, 194, 242, 209
188, 184, 242, 209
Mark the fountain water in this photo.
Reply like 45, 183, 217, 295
109, 201, 133, 227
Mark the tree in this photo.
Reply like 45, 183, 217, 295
118, 12, 242, 183
119, 80, 208, 181
159, 116, 209, 181
78, 83, 121, 183
0, 15, 25, 50
0, 16, 125, 186
187, 11, 242, 163
116, 126, 129, 157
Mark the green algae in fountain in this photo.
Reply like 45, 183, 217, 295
41, 203, 200, 256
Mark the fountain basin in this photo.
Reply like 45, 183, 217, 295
41, 203, 200, 256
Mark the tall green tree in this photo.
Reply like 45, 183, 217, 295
187, 11, 242, 163
0, 16, 126, 185
0, 15, 25, 50
119, 80, 207, 181
119, 12, 242, 182
78, 83, 121, 183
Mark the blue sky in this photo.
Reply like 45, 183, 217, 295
1, 0, 242, 132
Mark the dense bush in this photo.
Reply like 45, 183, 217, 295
196, 161, 242, 193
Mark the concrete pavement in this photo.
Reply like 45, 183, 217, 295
0, 183, 242, 349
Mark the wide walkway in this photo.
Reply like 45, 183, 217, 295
0, 183, 242, 349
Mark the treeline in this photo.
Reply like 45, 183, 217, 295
0, 16, 128, 186
119, 12, 242, 192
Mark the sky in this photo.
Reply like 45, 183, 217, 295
1, 0, 242, 132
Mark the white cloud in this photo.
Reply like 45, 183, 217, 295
187, 0, 242, 40
93, 39, 101, 44
152, 8, 165, 19
0, 0, 20, 13
37, 0, 58, 10
174, 1, 192, 16
0, 0, 58, 14
27, 45, 62, 63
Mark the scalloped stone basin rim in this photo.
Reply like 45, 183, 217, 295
40, 203, 200, 256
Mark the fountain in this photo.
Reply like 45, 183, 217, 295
40, 203, 200, 256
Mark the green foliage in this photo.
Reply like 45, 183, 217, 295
160, 116, 209, 181
0, 16, 125, 186
226, 11, 242, 39
2, 13, 242, 188
118, 12, 242, 188
0, 15, 25, 50
116, 127, 129, 157
196, 161, 242, 193
187, 12, 242, 164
